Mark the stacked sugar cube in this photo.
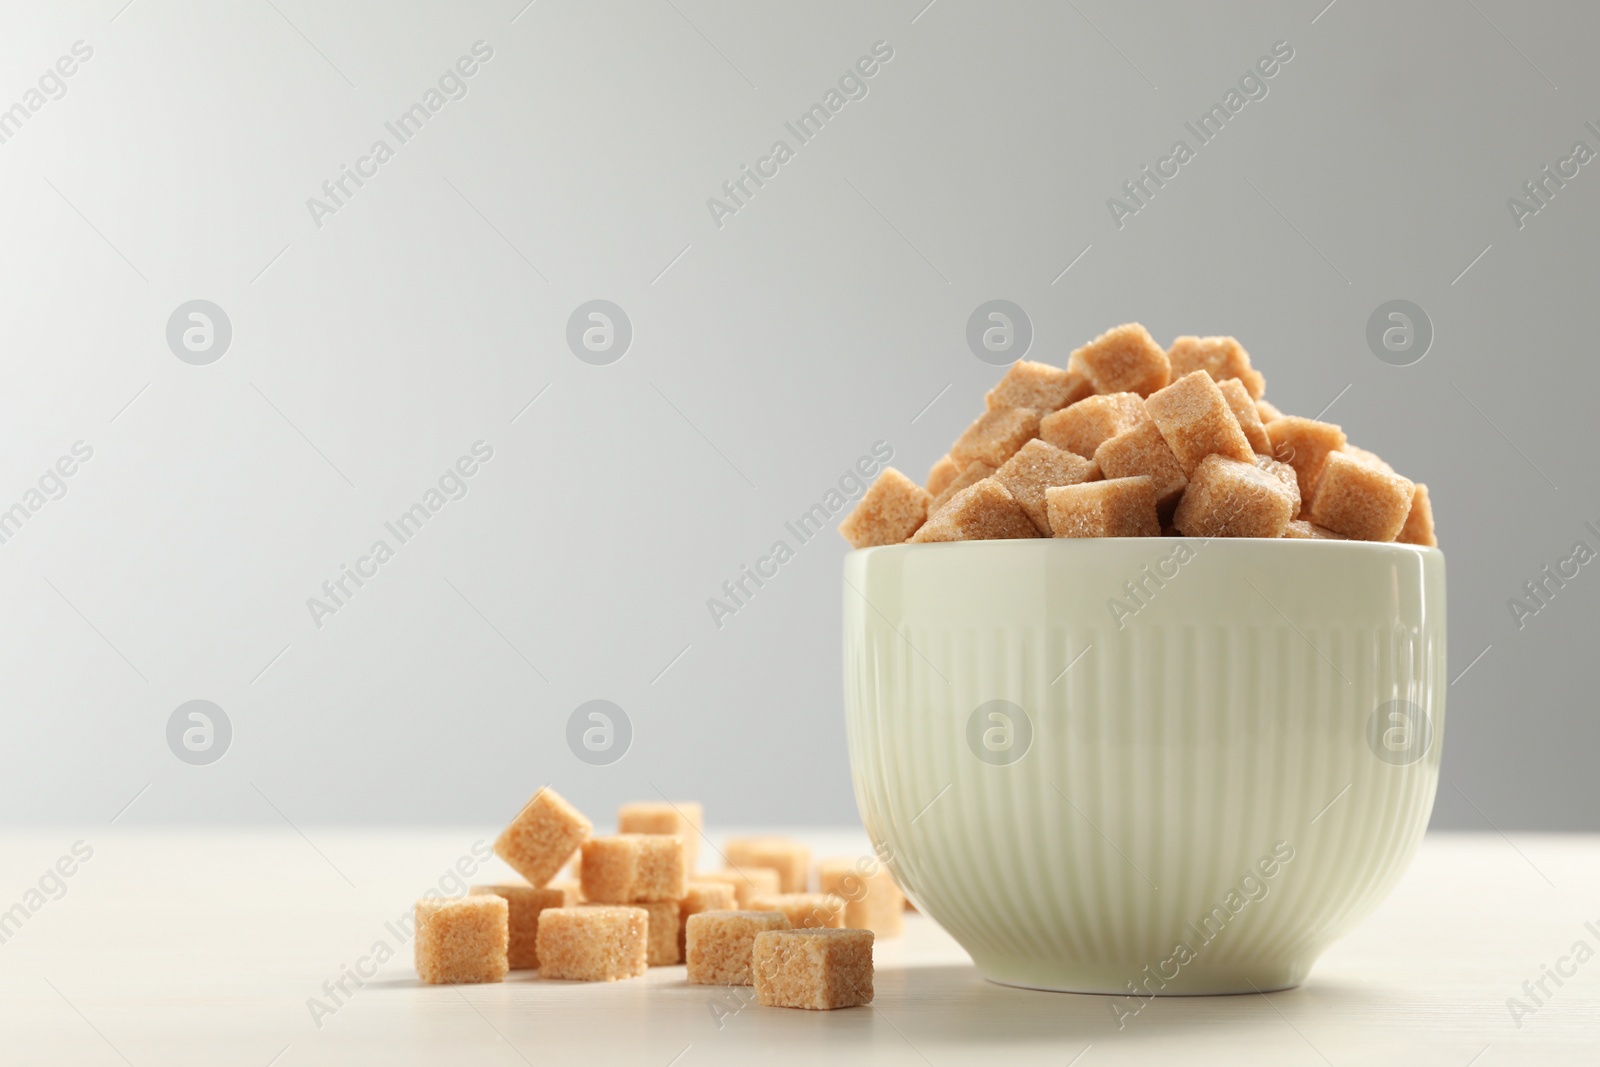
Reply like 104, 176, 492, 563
838, 323, 1438, 547
411, 786, 903, 1011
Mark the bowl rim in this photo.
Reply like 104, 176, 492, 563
847, 537, 1443, 562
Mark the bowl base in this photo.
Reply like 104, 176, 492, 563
974, 956, 1313, 997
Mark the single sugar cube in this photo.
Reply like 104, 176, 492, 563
414, 896, 509, 985
1046, 477, 1161, 538
949, 407, 1041, 469
618, 800, 703, 872
1265, 416, 1348, 504
749, 893, 847, 930
1172, 454, 1296, 539
1093, 421, 1189, 513
685, 909, 792, 986
678, 881, 738, 958
698, 867, 782, 906
985, 361, 1094, 413
1039, 392, 1146, 459
910, 478, 1039, 542
1218, 377, 1272, 455
1167, 335, 1266, 399
925, 454, 960, 498
993, 439, 1100, 534
1144, 370, 1255, 476
493, 787, 592, 888
535, 906, 647, 982
1398, 483, 1437, 547
581, 835, 687, 903
469, 883, 565, 970
1283, 518, 1347, 539
817, 859, 905, 938
837, 468, 930, 548
928, 460, 996, 516
1069, 323, 1171, 397
753, 928, 875, 1010
724, 837, 812, 893
583, 899, 679, 966
1307, 451, 1416, 541
1255, 453, 1302, 517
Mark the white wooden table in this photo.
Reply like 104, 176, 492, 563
0, 829, 1594, 1065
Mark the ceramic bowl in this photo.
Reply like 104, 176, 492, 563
843, 537, 1445, 994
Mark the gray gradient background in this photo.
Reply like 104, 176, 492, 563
1, 0, 1595, 830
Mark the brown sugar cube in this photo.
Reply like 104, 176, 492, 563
1144, 370, 1255, 475
749, 893, 847, 930
1093, 421, 1189, 513
493, 787, 592, 888
993, 439, 1101, 534
928, 460, 996, 516
1255, 398, 1283, 423
753, 928, 875, 1010
1167, 335, 1266, 399
1172, 454, 1296, 539
1283, 518, 1347, 539
469, 883, 565, 970
1398, 483, 1437, 547
581, 835, 687, 903
817, 859, 905, 938
925, 454, 959, 498
535, 906, 647, 981
1068, 323, 1171, 397
949, 407, 1041, 469
1046, 477, 1161, 538
1255, 453, 1302, 516
678, 882, 737, 958
1308, 451, 1416, 542
1038, 392, 1146, 459
985, 361, 1094, 413
414, 896, 509, 985
1265, 416, 1348, 503
1218, 377, 1272, 454
1344, 444, 1395, 474
838, 467, 930, 548
583, 900, 678, 966
698, 866, 782, 906
685, 910, 792, 985
724, 838, 811, 893
618, 801, 703, 872
910, 478, 1039, 542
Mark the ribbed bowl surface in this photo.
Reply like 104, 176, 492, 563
843, 538, 1445, 994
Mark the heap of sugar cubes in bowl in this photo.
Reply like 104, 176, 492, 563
410, 787, 898, 1011
837, 323, 1437, 547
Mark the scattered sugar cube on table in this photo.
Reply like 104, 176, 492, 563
685, 910, 792, 986
414, 896, 509, 985
753, 928, 875, 1010
535, 906, 648, 982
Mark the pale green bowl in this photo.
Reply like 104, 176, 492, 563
843, 537, 1445, 995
